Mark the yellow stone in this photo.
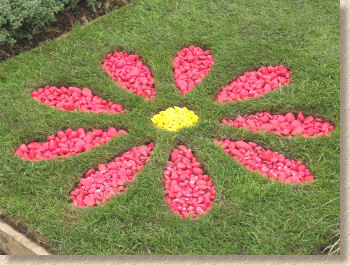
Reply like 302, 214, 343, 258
151, 106, 199, 131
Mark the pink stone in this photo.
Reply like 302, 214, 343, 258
102, 51, 156, 100
71, 143, 154, 207
14, 128, 128, 161
31, 86, 125, 114
216, 65, 292, 103
222, 112, 335, 137
164, 145, 215, 219
215, 139, 314, 184
173, 46, 214, 96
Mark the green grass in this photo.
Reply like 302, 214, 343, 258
0, 0, 339, 255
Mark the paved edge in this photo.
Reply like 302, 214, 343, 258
0, 220, 50, 255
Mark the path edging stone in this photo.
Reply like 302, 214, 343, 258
0, 219, 50, 255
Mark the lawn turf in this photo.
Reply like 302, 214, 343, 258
0, 0, 339, 254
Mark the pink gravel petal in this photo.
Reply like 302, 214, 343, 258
214, 139, 314, 184
164, 145, 215, 219
216, 65, 292, 103
221, 112, 335, 137
71, 143, 154, 207
31, 86, 124, 114
102, 51, 156, 100
14, 128, 128, 161
173, 46, 214, 96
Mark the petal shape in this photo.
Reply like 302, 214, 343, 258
102, 51, 156, 100
164, 145, 215, 219
222, 112, 335, 137
173, 46, 214, 96
216, 65, 292, 103
14, 128, 128, 161
214, 139, 314, 184
71, 143, 154, 207
32, 86, 124, 114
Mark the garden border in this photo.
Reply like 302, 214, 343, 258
0, 220, 50, 255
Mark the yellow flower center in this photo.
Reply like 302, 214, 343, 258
151, 106, 199, 131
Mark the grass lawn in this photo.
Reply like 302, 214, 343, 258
0, 0, 339, 255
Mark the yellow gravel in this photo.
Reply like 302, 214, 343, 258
151, 106, 199, 131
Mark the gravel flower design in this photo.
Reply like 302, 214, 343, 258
14, 45, 334, 219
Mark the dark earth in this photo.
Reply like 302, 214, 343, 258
0, 0, 130, 62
